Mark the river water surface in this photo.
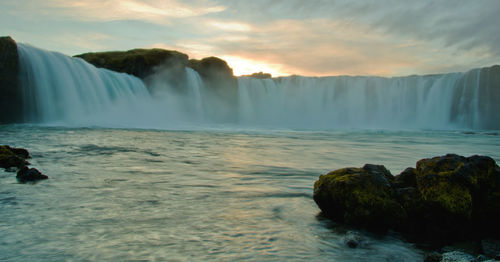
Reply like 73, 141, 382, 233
1, 125, 499, 261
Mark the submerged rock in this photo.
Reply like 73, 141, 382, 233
0, 145, 30, 169
16, 166, 48, 183
314, 154, 500, 245
343, 231, 363, 248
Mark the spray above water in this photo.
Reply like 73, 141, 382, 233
16, 44, 500, 130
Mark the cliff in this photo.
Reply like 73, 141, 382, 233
0, 36, 22, 124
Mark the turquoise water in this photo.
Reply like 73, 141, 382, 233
1, 125, 499, 261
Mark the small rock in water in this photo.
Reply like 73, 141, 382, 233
441, 251, 475, 262
16, 166, 48, 183
424, 251, 443, 262
343, 231, 363, 248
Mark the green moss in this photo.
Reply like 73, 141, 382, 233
313, 165, 404, 229
75, 48, 188, 78
420, 180, 472, 218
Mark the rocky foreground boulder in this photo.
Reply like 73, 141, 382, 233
313, 164, 405, 231
314, 154, 500, 247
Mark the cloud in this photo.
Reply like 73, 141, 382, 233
2, 0, 499, 76
17, 0, 226, 23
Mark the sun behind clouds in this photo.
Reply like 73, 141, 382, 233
220, 56, 287, 77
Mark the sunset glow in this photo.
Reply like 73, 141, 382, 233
2, 1, 499, 76
221, 56, 287, 77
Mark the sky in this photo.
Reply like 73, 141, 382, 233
1, 0, 500, 77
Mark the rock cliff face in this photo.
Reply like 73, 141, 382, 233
0, 36, 22, 124
76, 50, 239, 121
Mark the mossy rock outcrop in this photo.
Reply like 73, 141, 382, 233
0, 36, 23, 124
75, 48, 189, 79
314, 154, 500, 245
242, 72, 272, 79
415, 154, 500, 239
313, 164, 406, 230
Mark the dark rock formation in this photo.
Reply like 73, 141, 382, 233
410, 154, 500, 242
314, 154, 500, 246
188, 57, 235, 82
0, 36, 22, 124
313, 164, 405, 231
2, 145, 48, 183
16, 166, 48, 183
75, 48, 189, 79
0, 145, 30, 169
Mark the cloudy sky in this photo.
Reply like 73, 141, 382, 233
2, 0, 500, 76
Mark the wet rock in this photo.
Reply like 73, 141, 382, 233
9, 147, 30, 159
0, 36, 23, 124
314, 154, 500, 245
343, 231, 363, 248
313, 164, 405, 230
481, 239, 500, 259
441, 251, 475, 262
424, 251, 443, 262
0, 145, 30, 169
16, 166, 48, 183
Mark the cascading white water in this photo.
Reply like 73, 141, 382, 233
16, 43, 499, 130
237, 69, 499, 130
17, 43, 152, 125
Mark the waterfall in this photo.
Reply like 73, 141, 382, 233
237, 70, 499, 130
17, 43, 152, 125
16, 43, 499, 130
